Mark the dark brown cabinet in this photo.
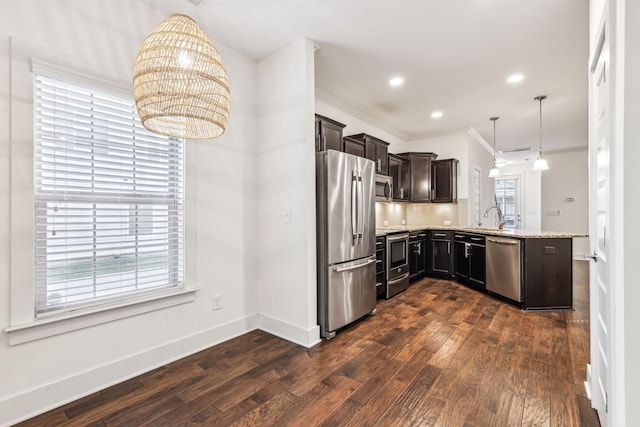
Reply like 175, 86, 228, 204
315, 114, 345, 152
388, 154, 410, 201
409, 231, 427, 282
343, 136, 365, 157
432, 159, 459, 203
346, 133, 389, 175
523, 238, 573, 309
399, 152, 438, 202
454, 233, 485, 289
376, 236, 386, 299
427, 230, 454, 278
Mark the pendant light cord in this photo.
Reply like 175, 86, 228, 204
534, 95, 547, 155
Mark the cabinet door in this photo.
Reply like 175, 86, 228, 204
388, 155, 409, 200
454, 240, 469, 280
468, 244, 486, 288
376, 142, 388, 175
431, 239, 451, 274
344, 138, 365, 157
409, 241, 419, 280
365, 139, 376, 163
319, 120, 343, 152
416, 239, 426, 275
432, 159, 458, 203
410, 155, 433, 202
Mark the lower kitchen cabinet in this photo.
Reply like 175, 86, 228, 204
523, 238, 573, 309
454, 233, 485, 289
375, 236, 386, 299
427, 230, 454, 278
409, 231, 427, 282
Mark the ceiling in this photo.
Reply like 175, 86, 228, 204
151, 0, 589, 162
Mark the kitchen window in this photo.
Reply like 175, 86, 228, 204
33, 74, 184, 318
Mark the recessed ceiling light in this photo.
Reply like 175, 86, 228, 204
507, 74, 524, 83
389, 76, 404, 87
431, 111, 443, 119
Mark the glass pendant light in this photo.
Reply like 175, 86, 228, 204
532, 95, 549, 171
488, 116, 500, 178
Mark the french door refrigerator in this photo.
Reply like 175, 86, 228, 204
316, 150, 376, 339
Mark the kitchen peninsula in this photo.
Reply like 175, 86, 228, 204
376, 225, 587, 310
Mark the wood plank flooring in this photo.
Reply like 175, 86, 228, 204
17, 261, 599, 426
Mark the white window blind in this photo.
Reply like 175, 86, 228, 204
34, 74, 184, 318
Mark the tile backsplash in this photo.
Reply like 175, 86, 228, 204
376, 201, 467, 227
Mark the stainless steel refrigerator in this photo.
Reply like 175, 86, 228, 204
316, 150, 376, 339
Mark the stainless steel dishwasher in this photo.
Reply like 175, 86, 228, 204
486, 236, 522, 302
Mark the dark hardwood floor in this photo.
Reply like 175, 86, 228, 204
17, 261, 599, 426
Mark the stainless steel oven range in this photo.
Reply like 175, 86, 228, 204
386, 231, 409, 298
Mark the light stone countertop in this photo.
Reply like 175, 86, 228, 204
375, 225, 588, 239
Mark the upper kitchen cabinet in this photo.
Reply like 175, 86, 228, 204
431, 159, 459, 203
399, 152, 438, 202
346, 133, 389, 175
315, 114, 346, 152
343, 136, 366, 158
388, 154, 410, 201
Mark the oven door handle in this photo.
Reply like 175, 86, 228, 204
335, 258, 376, 273
388, 272, 410, 284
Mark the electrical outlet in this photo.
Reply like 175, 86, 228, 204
444, 220, 452, 226
212, 295, 222, 311
283, 209, 291, 223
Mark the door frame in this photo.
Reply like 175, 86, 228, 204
493, 173, 523, 230
587, 1, 625, 425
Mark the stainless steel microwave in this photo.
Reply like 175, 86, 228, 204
375, 174, 393, 202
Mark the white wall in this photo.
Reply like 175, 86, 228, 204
0, 1, 260, 424
315, 98, 408, 152
256, 39, 320, 347
467, 130, 498, 228
541, 149, 589, 258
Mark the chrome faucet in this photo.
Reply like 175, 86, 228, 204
483, 204, 505, 230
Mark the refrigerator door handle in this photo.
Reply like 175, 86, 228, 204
351, 171, 357, 245
358, 171, 364, 241
334, 258, 376, 273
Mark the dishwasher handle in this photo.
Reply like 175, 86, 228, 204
487, 238, 519, 246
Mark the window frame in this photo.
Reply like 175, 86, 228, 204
6, 45, 196, 346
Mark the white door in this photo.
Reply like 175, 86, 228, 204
494, 176, 521, 229
588, 16, 611, 426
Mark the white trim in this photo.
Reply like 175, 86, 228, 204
0, 313, 259, 427
258, 313, 321, 348
8, 39, 190, 343
5, 289, 198, 346
468, 127, 494, 155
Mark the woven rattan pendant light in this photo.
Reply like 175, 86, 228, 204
133, 14, 230, 139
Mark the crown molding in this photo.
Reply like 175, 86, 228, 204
468, 127, 495, 155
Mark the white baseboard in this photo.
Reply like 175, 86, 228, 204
585, 363, 593, 400
1, 314, 259, 427
258, 313, 320, 348
573, 252, 589, 260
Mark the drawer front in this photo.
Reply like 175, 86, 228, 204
430, 230, 452, 240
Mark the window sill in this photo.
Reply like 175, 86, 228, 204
5, 288, 197, 346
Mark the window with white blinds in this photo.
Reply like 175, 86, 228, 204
34, 74, 184, 318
